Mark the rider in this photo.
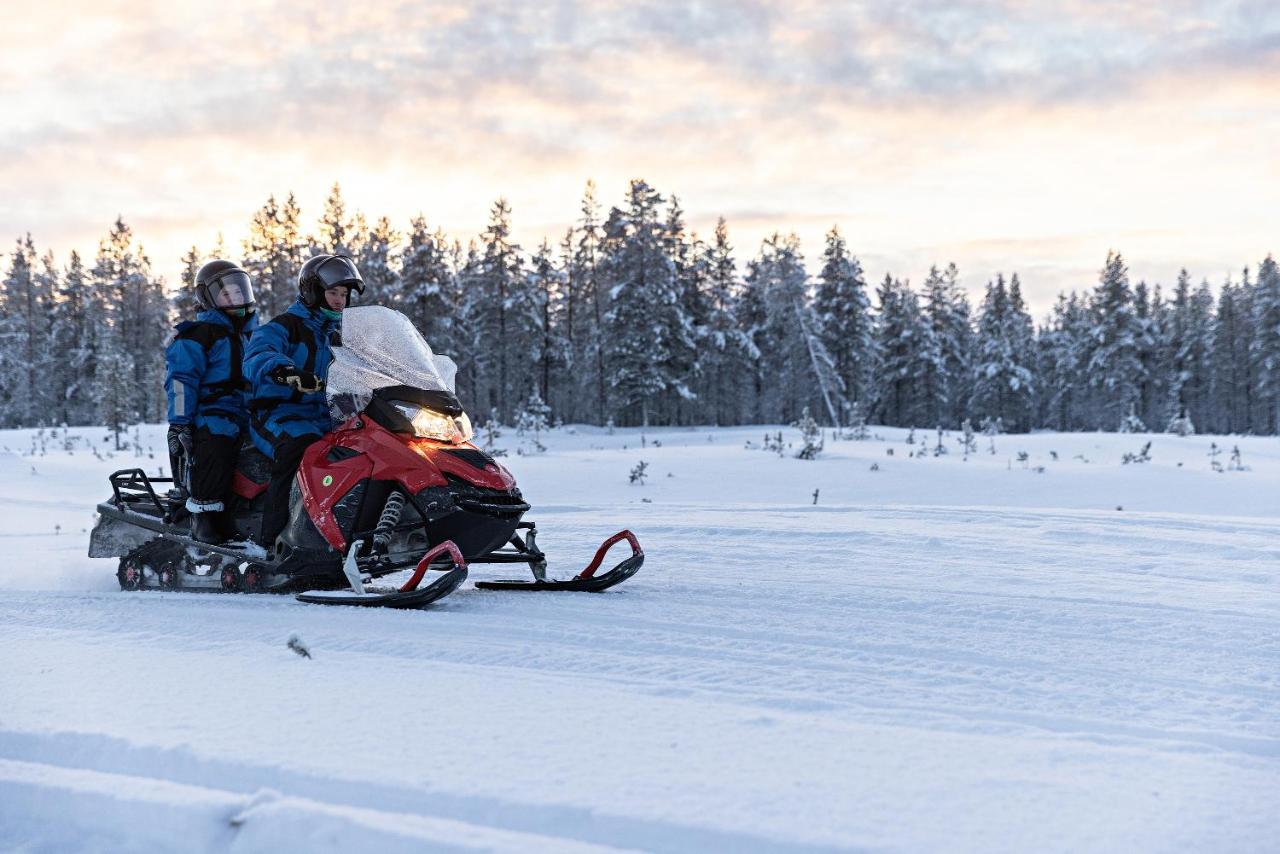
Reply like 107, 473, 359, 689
165, 260, 258, 543
245, 254, 365, 551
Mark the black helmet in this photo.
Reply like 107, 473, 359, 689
195, 260, 256, 316
298, 254, 365, 308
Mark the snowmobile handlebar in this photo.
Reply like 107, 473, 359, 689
576, 530, 643, 580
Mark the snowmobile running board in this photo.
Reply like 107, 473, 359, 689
475, 530, 644, 592
296, 541, 468, 609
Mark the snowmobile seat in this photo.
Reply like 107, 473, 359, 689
231, 441, 272, 500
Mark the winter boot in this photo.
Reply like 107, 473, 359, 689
213, 510, 242, 543
190, 511, 224, 545
186, 497, 227, 545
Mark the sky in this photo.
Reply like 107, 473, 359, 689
2, 0, 1278, 315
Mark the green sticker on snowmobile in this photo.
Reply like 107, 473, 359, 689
322, 475, 333, 487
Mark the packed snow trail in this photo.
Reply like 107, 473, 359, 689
1, 425, 1277, 852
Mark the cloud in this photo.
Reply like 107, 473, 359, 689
1, 1, 1277, 311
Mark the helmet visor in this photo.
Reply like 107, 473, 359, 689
209, 271, 255, 308
314, 255, 365, 293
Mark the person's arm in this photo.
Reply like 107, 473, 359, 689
245, 321, 324, 399
165, 336, 207, 425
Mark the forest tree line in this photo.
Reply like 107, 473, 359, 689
1, 179, 1278, 435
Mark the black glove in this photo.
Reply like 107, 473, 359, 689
270, 366, 325, 393
166, 424, 193, 458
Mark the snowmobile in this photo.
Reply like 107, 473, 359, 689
88, 306, 643, 609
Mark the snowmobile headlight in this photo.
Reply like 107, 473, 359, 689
394, 403, 473, 443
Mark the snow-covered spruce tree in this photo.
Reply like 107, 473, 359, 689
794, 406, 823, 459
660, 196, 703, 424
1, 236, 56, 426
93, 337, 135, 450
90, 218, 169, 424
603, 180, 682, 426
1006, 275, 1037, 427
927, 263, 973, 427
1209, 275, 1249, 433
397, 216, 461, 357
172, 246, 203, 321
735, 237, 769, 424
1085, 252, 1143, 430
463, 199, 537, 421
50, 250, 98, 425
527, 240, 567, 406
814, 227, 877, 424
701, 218, 753, 426
566, 181, 608, 425
242, 193, 305, 318
876, 274, 936, 427
1251, 255, 1280, 434
313, 182, 357, 256
751, 234, 843, 425
355, 215, 400, 303
971, 274, 1034, 432
1164, 269, 1214, 431
1131, 281, 1164, 431
1037, 294, 1080, 431
514, 388, 552, 454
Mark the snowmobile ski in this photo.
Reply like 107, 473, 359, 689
475, 529, 643, 592
296, 541, 467, 608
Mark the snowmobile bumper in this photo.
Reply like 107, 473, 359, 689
475, 529, 643, 592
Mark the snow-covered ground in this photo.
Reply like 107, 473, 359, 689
1, 422, 1277, 852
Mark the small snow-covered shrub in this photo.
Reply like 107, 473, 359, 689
794, 407, 823, 460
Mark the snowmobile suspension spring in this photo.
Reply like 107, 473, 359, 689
373, 490, 406, 552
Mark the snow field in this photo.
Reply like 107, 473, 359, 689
0, 423, 1277, 852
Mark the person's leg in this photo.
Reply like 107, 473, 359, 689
187, 427, 239, 543
258, 432, 322, 551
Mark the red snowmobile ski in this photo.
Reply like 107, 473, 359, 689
89, 306, 644, 609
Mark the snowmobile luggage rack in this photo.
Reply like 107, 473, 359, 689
108, 468, 175, 517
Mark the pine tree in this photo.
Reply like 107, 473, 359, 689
527, 240, 565, 404
1252, 255, 1280, 434
663, 197, 706, 424
971, 274, 1034, 431
813, 227, 877, 423
1086, 252, 1143, 429
1131, 281, 1162, 429
463, 199, 535, 420
397, 216, 459, 355
1208, 277, 1244, 433
242, 192, 304, 317
568, 182, 607, 424
356, 216, 399, 303
700, 219, 752, 426
875, 274, 934, 427
603, 181, 676, 426
174, 246, 203, 321
0, 235, 55, 426
753, 234, 843, 425
315, 182, 356, 255
51, 251, 97, 425
922, 263, 973, 428
90, 218, 169, 425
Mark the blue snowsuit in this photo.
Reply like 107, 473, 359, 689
165, 309, 258, 436
245, 299, 342, 547
244, 300, 342, 458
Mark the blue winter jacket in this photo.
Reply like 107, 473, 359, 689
245, 300, 341, 457
165, 309, 258, 437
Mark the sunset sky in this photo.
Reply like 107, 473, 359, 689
3, 1, 1278, 313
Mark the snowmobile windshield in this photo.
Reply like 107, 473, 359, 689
327, 306, 459, 420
